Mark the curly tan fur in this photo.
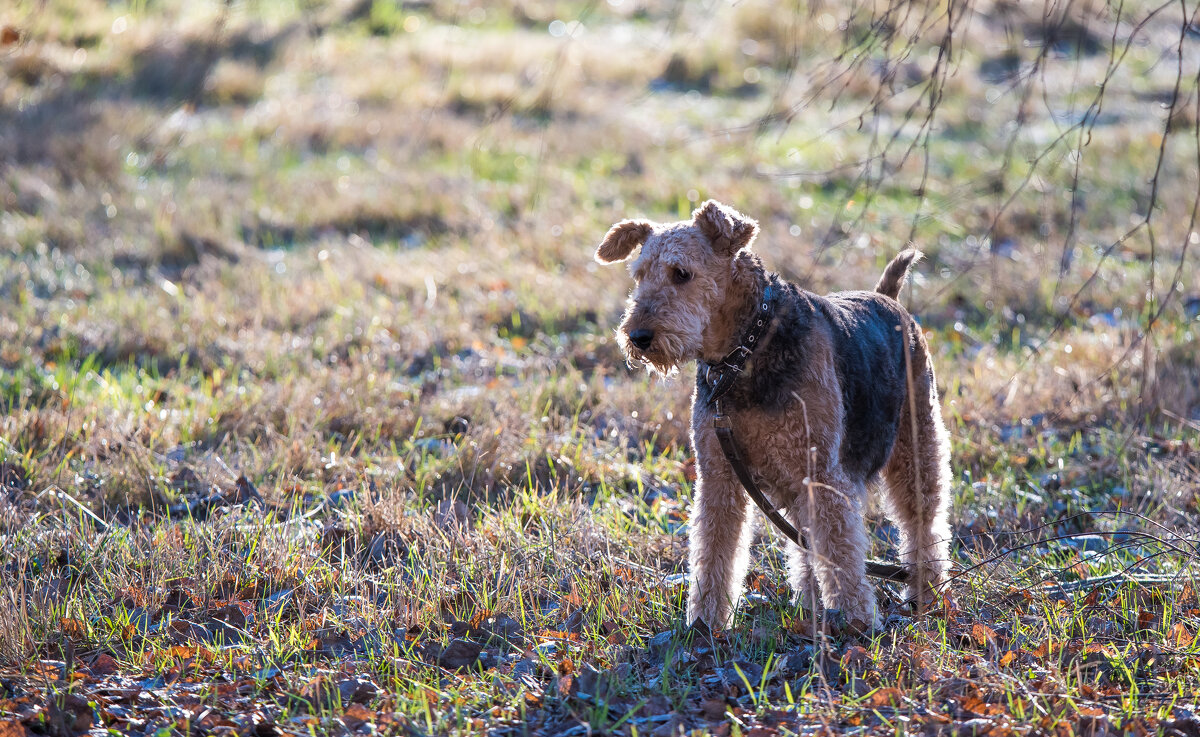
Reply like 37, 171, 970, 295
596, 200, 953, 630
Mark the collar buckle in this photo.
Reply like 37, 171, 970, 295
723, 345, 752, 367
702, 283, 777, 407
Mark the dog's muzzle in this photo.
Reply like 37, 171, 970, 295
628, 328, 654, 351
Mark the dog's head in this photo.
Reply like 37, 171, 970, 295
595, 200, 759, 375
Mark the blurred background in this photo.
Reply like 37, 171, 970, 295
0, 0, 1199, 724
3, 1, 1196, 479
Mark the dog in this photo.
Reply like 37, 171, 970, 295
595, 200, 952, 629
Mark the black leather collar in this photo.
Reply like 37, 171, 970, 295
702, 283, 776, 406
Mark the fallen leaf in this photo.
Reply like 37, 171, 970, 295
841, 645, 871, 674
868, 687, 904, 707
46, 692, 92, 733
0, 720, 28, 737
438, 639, 483, 669
971, 623, 998, 646
60, 617, 87, 638
557, 673, 574, 697
342, 703, 374, 729
89, 653, 119, 675
337, 678, 379, 704
166, 644, 214, 661
652, 716, 682, 737
700, 697, 728, 720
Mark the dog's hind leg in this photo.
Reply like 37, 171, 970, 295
881, 339, 953, 610
800, 472, 879, 629
782, 501, 818, 614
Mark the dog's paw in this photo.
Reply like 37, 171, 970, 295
686, 599, 732, 632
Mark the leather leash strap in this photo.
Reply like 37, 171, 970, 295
703, 286, 910, 584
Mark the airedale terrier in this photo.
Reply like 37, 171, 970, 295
596, 200, 952, 629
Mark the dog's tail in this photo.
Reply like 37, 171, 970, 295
874, 248, 922, 300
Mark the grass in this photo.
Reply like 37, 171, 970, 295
1, 0, 1199, 734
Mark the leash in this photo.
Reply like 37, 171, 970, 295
702, 285, 910, 584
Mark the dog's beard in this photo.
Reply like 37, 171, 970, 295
617, 329, 694, 377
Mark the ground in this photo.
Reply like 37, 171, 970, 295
1, 0, 1199, 735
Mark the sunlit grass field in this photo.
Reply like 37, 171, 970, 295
1, 0, 1198, 734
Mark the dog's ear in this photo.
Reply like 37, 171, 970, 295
595, 219, 653, 264
693, 200, 758, 257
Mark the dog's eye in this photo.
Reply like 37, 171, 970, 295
672, 267, 692, 285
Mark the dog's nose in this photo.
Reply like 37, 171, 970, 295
628, 328, 654, 350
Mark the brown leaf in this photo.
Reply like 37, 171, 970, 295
605, 628, 627, 646
700, 697, 728, 721
1032, 640, 1060, 659
1181, 581, 1196, 605
166, 644, 214, 660
1170, 622, 1194, 647
46, 692, 92, 733
651, 716, 683, 737
961, 692, 1007, 717
89, 653, 119, 676
468, 608, 494, 629
171, 619, 215, 645
160, 587, 199, 614
556, 673, 574, 697
999, 650, 1018, 667
59, 617, 87, 638
868, 687, 904, 707
212, 601, 252, 628
438, 638, 483, 669
342, 703, 374, 729
971, 623, 998, 646
31, 660, 66, 680
0, 720, 29, 737
840, 645, 871, 674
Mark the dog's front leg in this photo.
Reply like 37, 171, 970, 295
686, 428, 754, 629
